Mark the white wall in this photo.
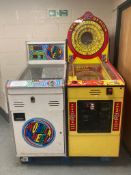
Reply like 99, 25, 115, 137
0, 0, 117, 112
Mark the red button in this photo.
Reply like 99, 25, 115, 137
72, 81, 78, 84
106, 88, 113, 95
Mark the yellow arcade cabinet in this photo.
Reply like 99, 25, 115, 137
66, 12, 125, 157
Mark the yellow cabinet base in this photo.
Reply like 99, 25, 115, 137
68, 135, 120, 157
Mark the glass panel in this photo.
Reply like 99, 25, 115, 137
103, 62, 119, 80
68, 63, 119, 81
68, 64, 108, 80
20, 65, 64, 80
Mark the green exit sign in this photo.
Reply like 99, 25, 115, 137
59, 10, 68, 16
49, 10, 68, 17
49, 10, 56, 17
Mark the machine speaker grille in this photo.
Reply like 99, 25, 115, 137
48, 101, 60, 106
13, 102, 25, 108
89, 89, 101, 95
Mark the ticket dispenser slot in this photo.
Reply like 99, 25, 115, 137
13, 113, 25, 121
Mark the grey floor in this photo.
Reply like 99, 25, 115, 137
0, 116, 131, 175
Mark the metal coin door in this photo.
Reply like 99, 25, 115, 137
7, 42, 66, 159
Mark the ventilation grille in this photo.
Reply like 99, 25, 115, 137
13, 101, 25, 108
89, 89, 101, 95
48, 101, 60, 106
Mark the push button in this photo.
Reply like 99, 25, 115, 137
106, 88, 113, 95
72, 80, 78, 84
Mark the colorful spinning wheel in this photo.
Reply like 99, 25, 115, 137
67, 12, 109, 60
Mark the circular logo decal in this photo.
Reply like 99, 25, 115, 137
46, 45, 63, 60
22, 118, 56, 148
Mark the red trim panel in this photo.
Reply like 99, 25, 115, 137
113, 102, 122, 131
69, 102, 76, 131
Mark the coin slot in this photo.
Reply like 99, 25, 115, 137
31, 96, 35, 103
